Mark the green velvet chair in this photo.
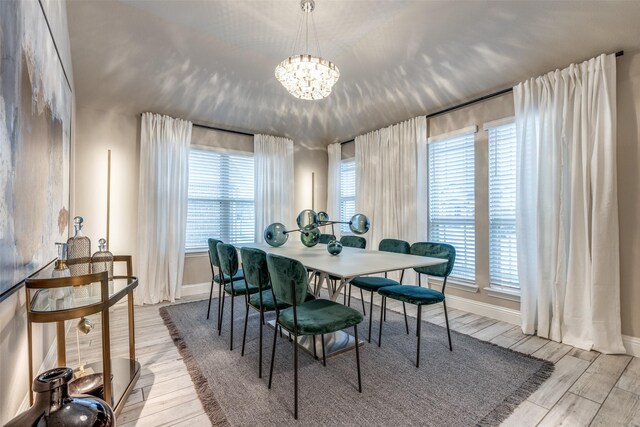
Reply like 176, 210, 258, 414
240, 247, 314, 378
207, 238, 244, 323
334, 235, 367, 306
217, 243, 259, 351
266, 253, 364, 420
377, 242, 455, 367
349, 238, 411, 342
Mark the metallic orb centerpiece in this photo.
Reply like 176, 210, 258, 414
349, 213, 370, 235
327, 239, 343, 255
296, 209, 319, 230
264, 222, 289, 247
317, 211, 330, 224
300, 227, 320, 247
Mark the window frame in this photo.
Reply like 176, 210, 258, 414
185, 145, 255, 253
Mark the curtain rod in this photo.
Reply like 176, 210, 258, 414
139, 114, 254, 137
340, 50, 624, 145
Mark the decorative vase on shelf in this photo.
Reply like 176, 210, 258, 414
67, 216, 91, 276
49, 243, 74, 310
4, 367, 115, 427
91, 238, 113, 280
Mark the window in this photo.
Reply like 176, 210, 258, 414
488, 122, 518, 288
185, 148, 255, 251
339, 159, 356, 234
428, 131, 476, 282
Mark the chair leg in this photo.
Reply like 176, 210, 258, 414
402, 303, 409, 334
241, 301, 249, 356
294, 331, 299, 420
343, 284, 347, 305
313, 335, 317, 359
230, 294, 235, 351
268, 321, 278, 389
354, 325, 362, 393
218, 289, 226, 336
416, 305, 422, 368
368, 291, 374, 343
378, 296, 384, 347
360, 288, 366, 316
383, 295, 387, 322
259, 311, 264, 378
207, 280, 214, 319
321, 334, 326, 366
348, 284, 352, 307
443, 300, 453, 351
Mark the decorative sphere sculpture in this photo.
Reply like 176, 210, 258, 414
327, 239, 343, 255
349, 213, 370, 235
317, 211, 330, 224
264, 223, 289, 247
296, 209, 319, 231
300, 227, 320, 247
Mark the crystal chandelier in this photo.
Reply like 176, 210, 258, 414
275, 0, 339, 100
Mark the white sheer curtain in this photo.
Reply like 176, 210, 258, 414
254, 134, 294, 242
515, 53, 625, 353
136, 113, 192, 305
326, 143, 341, 237
355, 116, 427, 250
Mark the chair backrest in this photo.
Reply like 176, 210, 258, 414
266, 253, 309, 306
318, 233, 336, 244
410, 242, 456, 278
240, 247, 270, 290
379, 238, 410, 254
217, 243, 239, 277
208, 238, 223, 268
340, 235, 366, 249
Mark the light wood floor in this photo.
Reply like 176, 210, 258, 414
66, 288, 640, 427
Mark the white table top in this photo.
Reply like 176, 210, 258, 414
241, 241, 446, 279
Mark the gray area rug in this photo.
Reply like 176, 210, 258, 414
160, 299, 553, 426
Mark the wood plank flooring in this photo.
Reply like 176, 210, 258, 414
66, 289, 640, 426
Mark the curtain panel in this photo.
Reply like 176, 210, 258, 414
514, 53, 624, 353
136, 112, 192, 305
254, 134, 295, 242
326, 143, 342, 238
355, 116, 427, 256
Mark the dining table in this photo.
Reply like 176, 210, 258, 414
241, 241, 447, 356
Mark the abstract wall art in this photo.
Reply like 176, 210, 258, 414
0, 0, 72, 299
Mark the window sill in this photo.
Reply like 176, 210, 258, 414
429, 278, 479, 293
486, 286, 521, 302
185, 250, 208, 257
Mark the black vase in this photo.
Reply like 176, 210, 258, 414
5, 367, 115, 427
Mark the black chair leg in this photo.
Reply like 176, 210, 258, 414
241, 301, 249, 356
383, 295, 386, 322
207, 280, 214, 319
294, 331, 299, 420
268, 321, 278, 389
218, 290, 226, 336
348, 284, 352, 307
259, 311, 264, 378
354, 325, 362, 393
416, 305, 422, 368
368, 291, 374, 343
443, 300, 453, 351
321, 334, 326, 366
313, 335, 317, 359
378, 296, 384, 347
360, 288, 366, 316
402, 303, 409, 334
230, 294, 235, 350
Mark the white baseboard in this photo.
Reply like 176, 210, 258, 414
181, 282, 211, 297
445, 294, 521, 325
623, 334, 640, 357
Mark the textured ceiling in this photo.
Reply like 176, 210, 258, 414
67, 0, 640, 146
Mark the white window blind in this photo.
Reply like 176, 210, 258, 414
428, 132, 476, 281
340, 159, 356, 234
186, 148, 255, 251
488, 122, 518, 288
